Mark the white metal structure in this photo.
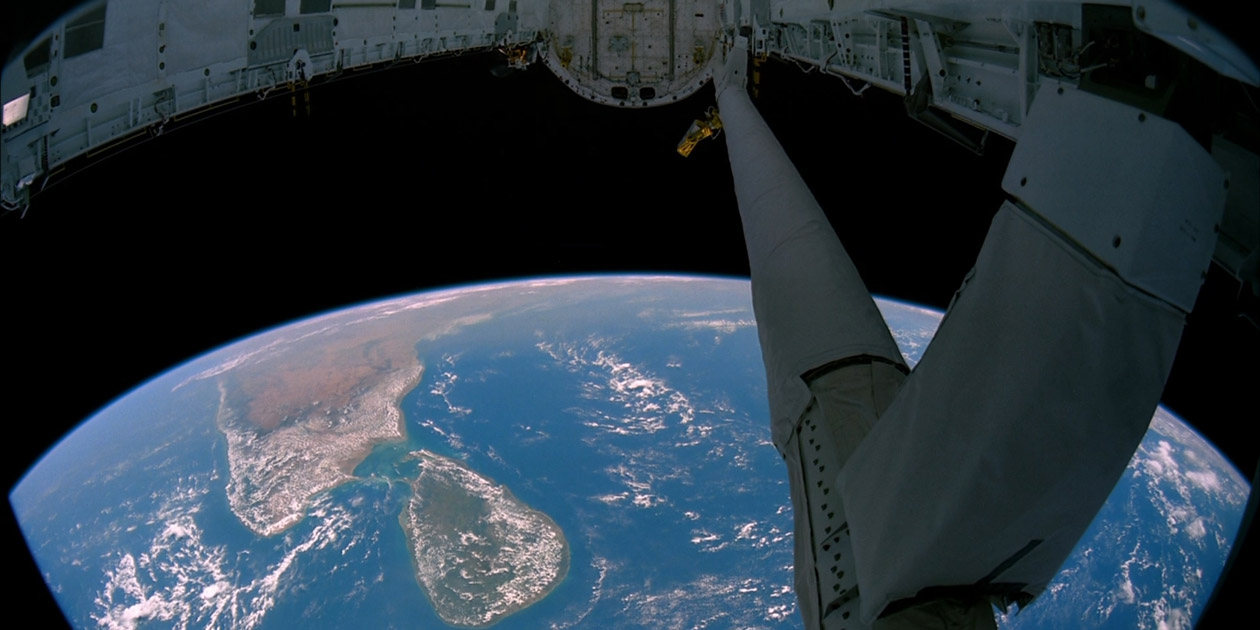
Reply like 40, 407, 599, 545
3, 2, 1256, 630
0, 0, 740, 211
708, 3, 1255, 627
2, 1, 1253, 281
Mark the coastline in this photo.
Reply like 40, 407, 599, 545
332, 361, 426, 477
217, 360, 425, 537
401, 450, 571, 628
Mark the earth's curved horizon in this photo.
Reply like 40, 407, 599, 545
11, 274, 1249, 630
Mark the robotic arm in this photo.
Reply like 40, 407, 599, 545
714, 2, 1244, 625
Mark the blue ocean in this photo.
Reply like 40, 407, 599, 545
11, 279, 1246, 630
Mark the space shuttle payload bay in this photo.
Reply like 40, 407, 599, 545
3, 1, 1255, 286
3, 1, 1258, 630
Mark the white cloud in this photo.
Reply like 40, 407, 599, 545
1184, 470, 1221, 493
94, 480, 361, 630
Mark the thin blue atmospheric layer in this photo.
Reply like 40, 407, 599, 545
9, 275, 1250, 630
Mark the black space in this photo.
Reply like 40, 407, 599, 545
3, 8, 1258, 630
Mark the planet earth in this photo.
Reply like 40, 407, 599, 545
10, 275, 1249, 630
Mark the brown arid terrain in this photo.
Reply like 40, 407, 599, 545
232, 332, 420, 432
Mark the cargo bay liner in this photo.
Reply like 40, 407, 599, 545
3, 1, 1257, 629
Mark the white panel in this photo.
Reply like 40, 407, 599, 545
716, 74, 905, 453
333, 6, 397, 42
840, 202, 1186, 624
166, 0, 249, 74
2, 94, 31, 126
60, 0, 162, 111
1002, 86, 1226, 312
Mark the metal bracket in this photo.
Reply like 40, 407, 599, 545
676, 106, 723, 157
499, 45, 530, 70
